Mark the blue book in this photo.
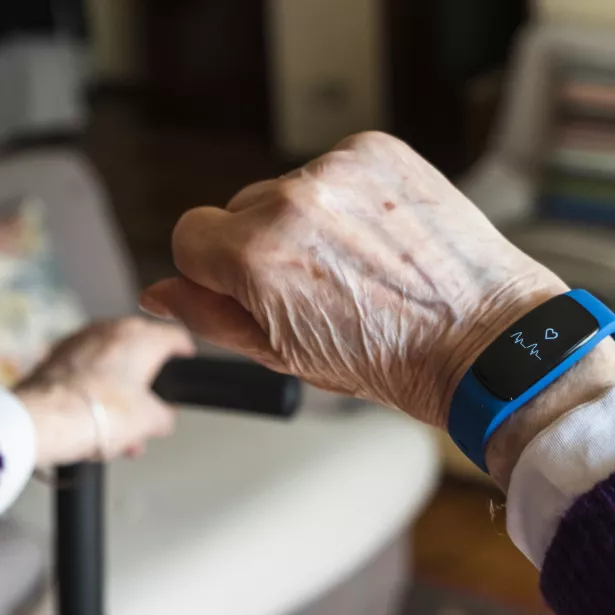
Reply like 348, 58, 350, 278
540, 194, 615, 225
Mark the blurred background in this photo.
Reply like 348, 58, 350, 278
3, 1, 615, 614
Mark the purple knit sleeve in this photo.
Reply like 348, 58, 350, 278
540, 472, 615, 615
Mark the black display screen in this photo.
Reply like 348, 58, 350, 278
473, 295, 599, 401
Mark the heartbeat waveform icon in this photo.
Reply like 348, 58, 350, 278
510, 331, 542, 360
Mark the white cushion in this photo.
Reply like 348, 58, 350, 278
14, 387, 437, 615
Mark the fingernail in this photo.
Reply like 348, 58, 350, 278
139, 294, 175, 320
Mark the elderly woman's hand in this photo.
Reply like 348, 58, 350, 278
14, 318, 194, 466
140, 132, 566, 431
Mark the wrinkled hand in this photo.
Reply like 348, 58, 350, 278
141, 132, 565, 428
15, 318, 194, 465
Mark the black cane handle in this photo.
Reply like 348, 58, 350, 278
152, 357, 301, 418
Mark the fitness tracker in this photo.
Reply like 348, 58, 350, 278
448, 289, 615, 472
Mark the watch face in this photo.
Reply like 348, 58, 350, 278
473, 295, 599, 401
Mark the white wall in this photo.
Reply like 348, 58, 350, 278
85, 0, 387, 153
267, 0, 386, 156
537, 0, 615, 25
85, 0, 141, 80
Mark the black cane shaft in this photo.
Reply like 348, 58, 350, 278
56, 462, 105, 615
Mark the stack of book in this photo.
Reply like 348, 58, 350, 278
541, 65, 615, 224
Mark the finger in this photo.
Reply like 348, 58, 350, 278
140, 277, 282, 369
171, 206, 236, 295
144, 320, 196, 356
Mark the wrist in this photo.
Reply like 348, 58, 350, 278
14, 383, 95, 467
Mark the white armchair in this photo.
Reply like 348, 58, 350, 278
461, 21, 615, 304
3, 149, 439, 615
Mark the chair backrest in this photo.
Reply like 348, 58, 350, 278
0, 149, 138, 319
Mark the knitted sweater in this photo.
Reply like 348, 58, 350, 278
541, 473, 615, 615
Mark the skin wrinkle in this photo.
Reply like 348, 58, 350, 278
280, 273, 352, 388
350, 279, 373, 364
324, 222, 454, 319
306, 258, 388, 399
328, 215, 437, 359
354, 283, 391, 403
380, 300, 412, 407
319, 308, 352, 378
332, 265, 367, 375
305, 205, 460, 413
351, 196, 464, 304
356, 210, 442, 298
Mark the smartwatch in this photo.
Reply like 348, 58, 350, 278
448, 289, 615, 473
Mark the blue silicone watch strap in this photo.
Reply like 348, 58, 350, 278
448, 289, 615, 473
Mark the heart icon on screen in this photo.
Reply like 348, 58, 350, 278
545, 328, 558, 340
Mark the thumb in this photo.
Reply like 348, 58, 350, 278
140, 277, 281, 368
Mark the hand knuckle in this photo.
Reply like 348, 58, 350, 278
277, 178, 323, 216
276, 180, 303, 211
232, 241, 260, 272
173, 207, 207, 238
172, 205, 209, 250
336, 130, 404, 154
301, 153, 337, 178
114, 316, 144, 337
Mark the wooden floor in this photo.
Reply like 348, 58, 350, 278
413, 477, 550, 614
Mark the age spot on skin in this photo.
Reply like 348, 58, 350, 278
400, 252, 412, 264
383, 201, 396, 212
311, 265, 325, 279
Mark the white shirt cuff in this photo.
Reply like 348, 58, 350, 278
0, 389, 36, 515
507, 386, 615, 568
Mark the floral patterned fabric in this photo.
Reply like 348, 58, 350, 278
0, 197, 85, 387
